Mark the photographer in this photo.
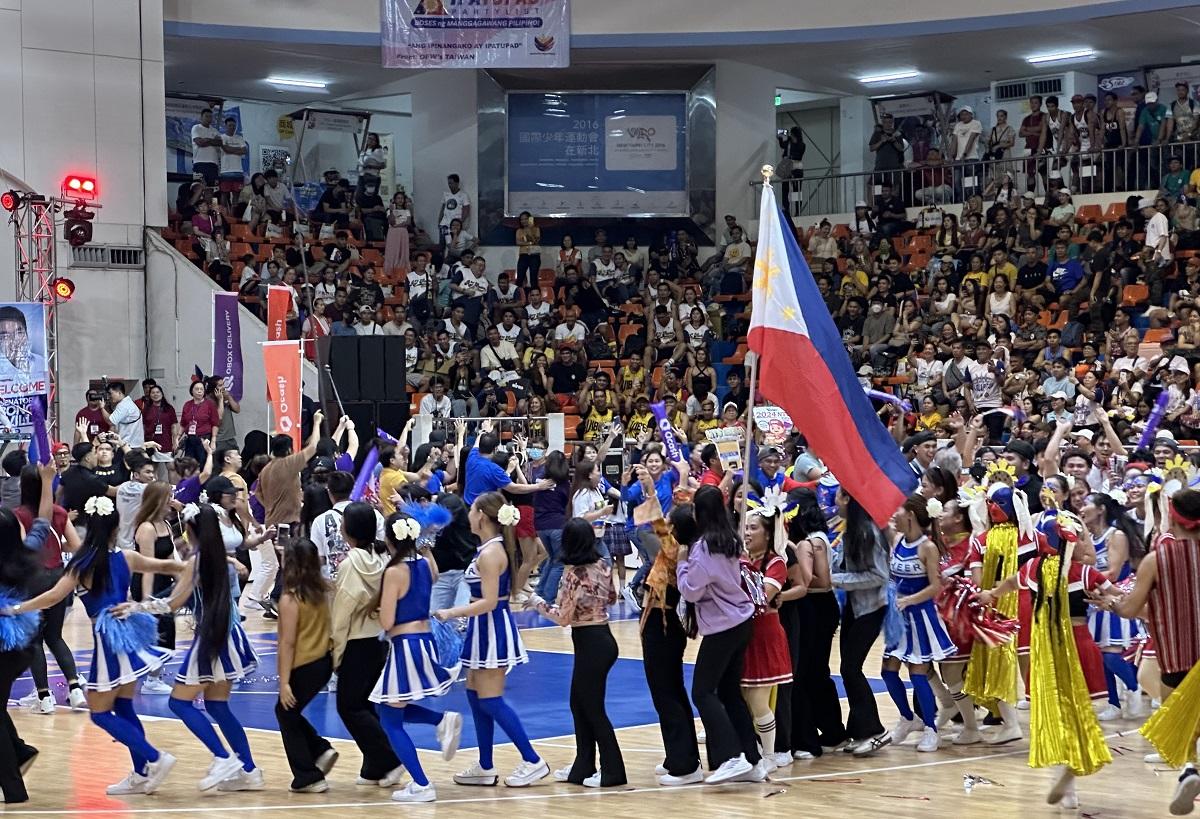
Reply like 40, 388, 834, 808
777, 126, 806, 216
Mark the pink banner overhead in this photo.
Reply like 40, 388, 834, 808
381, 0, 570, 69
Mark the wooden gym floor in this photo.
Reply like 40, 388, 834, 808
1, 601, 1186, 818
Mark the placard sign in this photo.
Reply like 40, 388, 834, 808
752, 405, 794, 446
705, 426, 744, 470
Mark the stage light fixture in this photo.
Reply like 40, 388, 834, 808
0, 191, 20, 212
52, 278, 75, 301
63, 204, 95, 247
62, 175, 98, 200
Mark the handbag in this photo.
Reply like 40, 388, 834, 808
776, 154, 794, 178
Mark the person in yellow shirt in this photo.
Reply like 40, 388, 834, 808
618, 351, 651, 413
626, 394, 655, 440
377, 444, 431, 516
916, 396, 944, 432
689, 398, 720, 444
960, 253, 992, 290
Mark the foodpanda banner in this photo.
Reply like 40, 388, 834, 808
263, 341, 302, 448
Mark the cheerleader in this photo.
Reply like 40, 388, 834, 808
530, 518, 626, 787
0, 506, 55, 802
3, 497, 183, 795
880, 494, 956, 753
1080, 491, 1148, 720
371, 511, 463, 803
740, 508, 795, 770
162, 504, 262, 792
982, 510, 1116, 810
433, 491, 550, 788
330, 502, 403, 788
931, 499, 985, 744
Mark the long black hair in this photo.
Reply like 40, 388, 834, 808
560, 518, 601, 566
693, 484, 740, 558
0, 508, 40, 594
842, 494, 886, 571
68, 506, 121, 597
17, 464, 44, 514
786, 488, 826, 542
1087, 492, 1147, 564
383, 511, 419, 563
344, 501, 386, 554
188, 505, 233, 662
543, 450, 570, 484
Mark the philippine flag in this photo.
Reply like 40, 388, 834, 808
748, 184, 917, 525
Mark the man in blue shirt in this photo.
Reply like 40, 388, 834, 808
462, 422, 551, 506
1049, 244, 1088, 319
620, 443, 687, 610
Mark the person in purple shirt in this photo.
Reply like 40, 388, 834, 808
676, 485, 763, 785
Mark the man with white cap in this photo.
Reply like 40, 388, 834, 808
1142, 195, 1173, 305
1045, 390, 1072, 424
1135, 92, 1170, 188
952, 106, 983, 196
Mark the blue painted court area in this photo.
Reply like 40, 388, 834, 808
11, 605, 890, 752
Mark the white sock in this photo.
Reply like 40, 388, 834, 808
953, 692, 978, 731
998, 701, 1021, 731
927, 671, 955, 710
754, 713, 776, 758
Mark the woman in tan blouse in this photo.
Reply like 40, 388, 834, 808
515, 211, 542, 290
275, 539, 337, 793
531, 518, 625, 787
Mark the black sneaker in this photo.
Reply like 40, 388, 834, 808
262, 609, 278, 621
982, 712, 1002, 726
259, 598, 279, 616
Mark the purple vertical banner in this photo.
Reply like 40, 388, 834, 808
212, 292, 243, 400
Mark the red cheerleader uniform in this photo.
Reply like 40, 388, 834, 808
741, 553, 793, 687
938, 535, 984, 660
1017, 556, 1111, 699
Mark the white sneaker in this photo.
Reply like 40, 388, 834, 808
621, 585, 642, 612
504, 758, 549, 787
728, 758, 769, 783
1060, 788, 1079, 810
1017, 699, 1031, 711
378, 766, 406, 788
326, 673, 338, 693
792, 750, 815, 761
986, 723, 1023, 745
1096, 704, 1122, 722
143, 751, 177, 794
704, 754, 753, 784
217, 767, 265, 791
106, 771, 149, 796
916, 728, 940, 753
935, 708, 955, 730
1171, 768, 1200, 815
1125, 692, 1149, 719
1146, 752, 1165, 764
1047, 765, 1075, 806
761, 754, 778, 773
289, 780, 329, 793
34, 695, 55, 714
654, 764, 668, 776
952, 729, 984, 746
454, 761, 498, 786
581, 772, 602, 788
315, 748, 338, 775
889, 717, 920, 745
141, 678, 173, 695
199, 754, 244, 791
769, 751, 793, 768
658, 766, 704, 786
240, 598, 264, 612
822, 741, 849, 753
552, 766, 571, 782
391, 781, 436, 803
437, 711, 463, 761
17, 690, 39, 708
68, 687, 87, 709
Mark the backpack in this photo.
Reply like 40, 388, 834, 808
738, 558, 770, 617
1060, 319, 1085, 348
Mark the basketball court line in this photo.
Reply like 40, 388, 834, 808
0, 733, 1121, 816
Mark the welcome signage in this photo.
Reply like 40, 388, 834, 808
381, 0, 570, 69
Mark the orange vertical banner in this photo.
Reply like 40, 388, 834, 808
263, 340, 302, 448
266, 285, 291, 342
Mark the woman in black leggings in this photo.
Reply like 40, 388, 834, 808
677, 485, 761, 784
13, 464, 85, 712
830, 491, 892, 758
531, 518, 625, 787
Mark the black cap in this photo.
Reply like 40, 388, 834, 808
204, 475, 237, 497
311, 456, 336, 473
902, 431, 936, 454
1004, 440, 1035, 463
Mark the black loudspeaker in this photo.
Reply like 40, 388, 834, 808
359, 336, 386, 401
342, 401, 377, 439
602, 450, 625, 487
377, 401, 410, 440
329, 336, 361, 401
384, 337, 408, 401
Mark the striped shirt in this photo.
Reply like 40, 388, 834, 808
1148, 534, 1200, 674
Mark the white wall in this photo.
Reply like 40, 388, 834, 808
144, 231, 318, 438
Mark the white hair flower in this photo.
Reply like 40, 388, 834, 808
926, 498, 944, 518
1106, 487, 1128, 506
84, 496, 115, 517
391, 518, 422, 542
497, 504, 521, 528
180, 503, 201, 525
198, 490, 209, 505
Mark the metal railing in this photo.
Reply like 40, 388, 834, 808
758, 139, 1200, 217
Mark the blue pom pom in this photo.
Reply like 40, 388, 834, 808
401, 502, 452, 535
0, 588, 40, 651
95, 608, 160, 654
882, 583, 905, 651
430, 618, 463, 672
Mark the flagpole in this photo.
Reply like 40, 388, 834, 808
739, 164, 775, 518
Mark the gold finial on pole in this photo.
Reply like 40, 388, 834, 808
761, 164, 775, 184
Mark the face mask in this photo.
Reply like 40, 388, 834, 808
527, 448, 545, 461
871, 304, 883, 314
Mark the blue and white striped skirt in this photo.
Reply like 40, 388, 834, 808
1088, 606, 1145, 649
883, 599, 957, 664
174, 624, 259, 685
88, 624, 173, 692
369, 632, 456, 704
460, 602, 528, 670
